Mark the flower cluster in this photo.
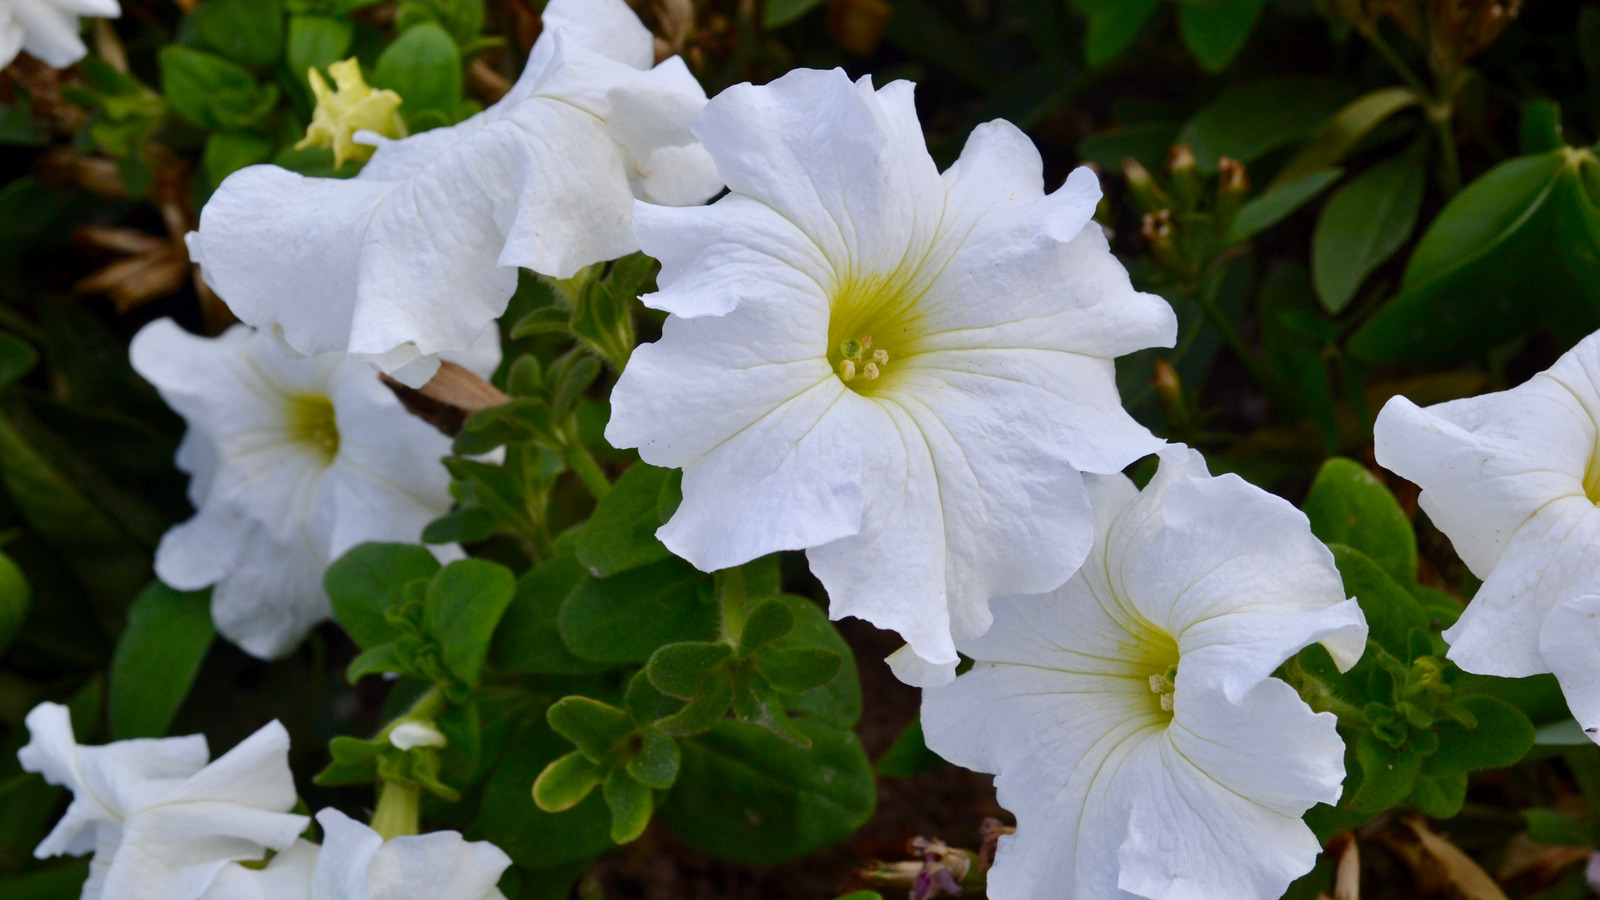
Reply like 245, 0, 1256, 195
21, 0, 1600, 897
19, 703, 511, 900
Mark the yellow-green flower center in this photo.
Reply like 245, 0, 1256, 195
1120, 616, 1180, 720
1585, 438, 1600, 505
287, 393, 340, 463
826, 271, 930, 396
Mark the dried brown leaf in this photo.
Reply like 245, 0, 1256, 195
1402, 818, 1509, 900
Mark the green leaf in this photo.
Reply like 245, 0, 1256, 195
756, 648, 842, 695
1225, 169, 1343, 244
202, 131, 274, 188
1274, 86, 1424, 188
1328, 544, 1429, 656
0, 865, 93, 900
738, 600, 795, 656
547, 696, 634, 763
424, 558, 517, 687
1349, 149, 1600, 366
532, 751, 603, 813
648, 642, 732, 699
510, 307, 572, 339
1077, 121, 1181, 174
558, 557, 717, 664
627, 729, 681, 790
372, 23, 462, 128
491, 555, 611, 675
0, 333, 39, 388
1523, 808, 1592, 847
287, 15, 356, 80
654, 678, 733, 737
1408, 771, 1467, 819
159, 47, 278, 130
603, 768, 654, 844
421, 506, 498, 544
193, 0, 285, 67
108, 582, 214, 739
346, 642, 411, 683
1349, 729, 1428, 812
762, 594, 862, 730
1178, 79, 1355, 172
325, 542, 442, 649
1303, 458, 1417, 586
1423, 694, 1535, 775
875, 715, 948, 777
1178, 0, 1270, 73
660, 718, 876, 865
1521, 99, 1565, 155
763, 0, 828, 27
1070, 0, 1160, 67
480, 717, 614, 868
575, 463, 673, 577
0, 550, 27, 655
1312, 146, 1427, 314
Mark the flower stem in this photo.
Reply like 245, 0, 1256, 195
565, 441, 611, 500
370, 779, 421, 840
717, 567, 749, 645
1193, 285, 1276, 395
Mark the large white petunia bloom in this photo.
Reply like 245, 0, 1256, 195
1374, 331, 1600, 678
130, 319, 484, 659
0, 0, 120, 71
921, 449, 1367, 900
18, 702, 307, 900
606, 67, 1177, 684
184, 0, 721, 387
199, 809, 511, 900
1542, 595, 1600, 746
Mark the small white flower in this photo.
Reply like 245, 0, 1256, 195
921, 449, 1366, 900
130, 319, 483, 659
0, 0, 120, 71
18, 702, 307, 900
606, 67, 1177, 683
184, 0, 721, 387
1374, 331, 1600, 678
199, 809, 510, 900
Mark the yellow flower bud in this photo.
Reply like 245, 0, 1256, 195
295, 58, 405, 170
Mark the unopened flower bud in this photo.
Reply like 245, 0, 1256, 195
1215, 157, 1250, 230
1121, 157, 1169, 213
390, 721, 448, 751
1167, 143, 1201, 210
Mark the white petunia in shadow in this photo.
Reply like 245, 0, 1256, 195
0, 0, 119, 70
198, 809, 511, 900
184, 0, 722, 387
920, 449, 1367, 900
130, 319, 485, 659
1374, 331, 1600, 678
18, 702, 307, 900
605, 67, 1177, 685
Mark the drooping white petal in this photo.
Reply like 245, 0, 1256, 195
11, 0, 95, 68
0, 12, 27, 70
313, 809, 510, 900
612, 67, 1176, 674
1542, 595, 1600, 744
921, 451, 1359, 900
188, 0, 720, 386
198, 840, 319, 900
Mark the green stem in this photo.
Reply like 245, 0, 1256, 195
1360, 26, 1430, 97
1193, 286, 1276, 394
370, 779, 421, 840
564, 441, 610, 500
717, 567, 748, 645
1428, 102, 1463, 196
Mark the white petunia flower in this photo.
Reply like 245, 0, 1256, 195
184, 0, 722, 388
1374, 330, 1600, 678
0, 0, 120, 71
130, 319, 486, 659
921, 449, 1367, 900
18, 702, 307, 900
605, 67, 1178, 684
199, 809, 510, 900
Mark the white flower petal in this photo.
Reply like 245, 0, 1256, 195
13, 0, 89, 68
0, 15, 26, 70
314, 809, 387, 900
198, 840, 319, 900
1541, 595, 1600, 745
207, 515, 330, 659
884, 643, 956, 688
313, 809, 511, 900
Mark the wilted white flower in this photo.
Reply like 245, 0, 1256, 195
185, 0, 721, 387
606, 67, 1177, 684
0, 0, 119, 70
1374, 331, 1600, 678
130, 319, 484, 659
18, 702, 307, 900
921, 449, 1367, 900
199, 809, 510, 900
